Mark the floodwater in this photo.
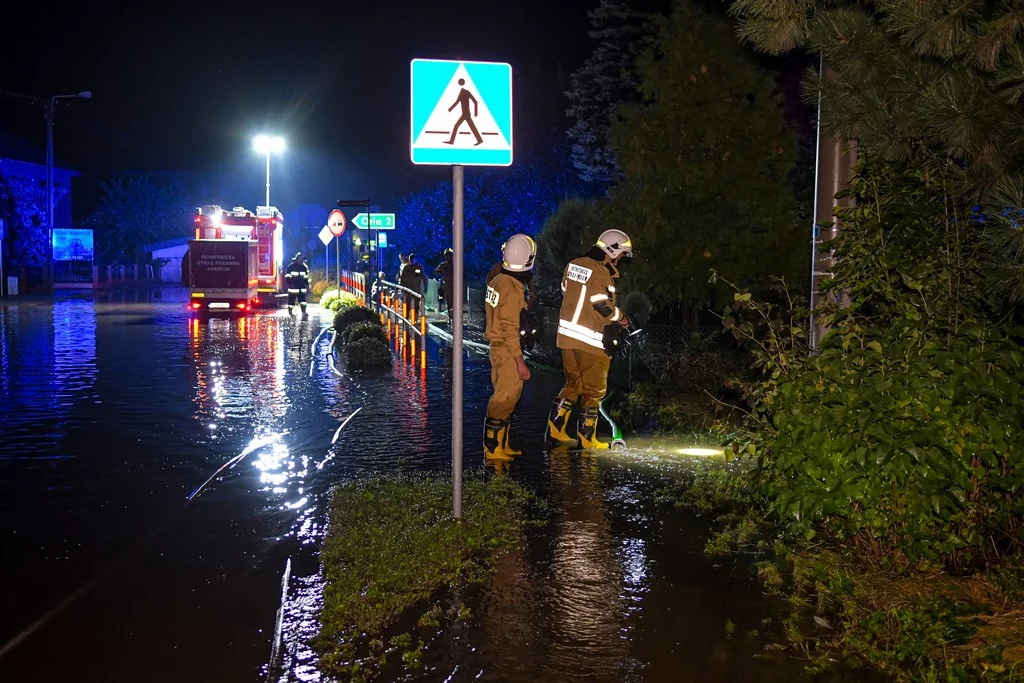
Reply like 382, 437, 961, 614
0, 288, 818, 682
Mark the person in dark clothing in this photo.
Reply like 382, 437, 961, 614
285, 252, 310, 315
436, 249, 454, 322
399, 252, 427, 317
181, 249, 190, 287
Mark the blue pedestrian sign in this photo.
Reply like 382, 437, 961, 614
410, 59, 513, 166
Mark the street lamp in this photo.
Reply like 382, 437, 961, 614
46, 91, 91, 253
252, 134, 285, 207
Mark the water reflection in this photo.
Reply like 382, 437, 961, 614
0, 297, 98, 457
545, 449, 641, 680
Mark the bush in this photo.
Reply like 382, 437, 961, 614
721, 160, 1024, 568
341, 320, 388, 348
333, 305, 380, 335
346, 337, 392, 369
749, 318, 1024, 566
320, 288, 360, 313
310, 279, 329, 299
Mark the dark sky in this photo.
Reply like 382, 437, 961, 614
1, 0, 606, 219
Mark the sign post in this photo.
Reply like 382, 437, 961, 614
318, 224, 334, 295
411, 58, 513, 519
0, 218, 4, 297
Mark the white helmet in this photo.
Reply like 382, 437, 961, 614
502, 233, 537, 272
597, 229, 633, 260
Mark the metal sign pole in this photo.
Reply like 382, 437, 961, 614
452, 164, 464, 520
335, 237, 340, 292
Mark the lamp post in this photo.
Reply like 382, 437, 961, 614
46, 91, 91, 278
252, 134, 285, 207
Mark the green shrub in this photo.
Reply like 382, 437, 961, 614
346, 337, 392, 368
310, 279, 329, 299
342, 320, 388, 348
319, 288, 360, 313
749, 318, 1024, 565
721, 160, 1024, 568
333, 305, 380, 335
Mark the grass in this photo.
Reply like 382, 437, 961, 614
311, 472, 533, 681
768, 549, 1024, 682
658, 459, 1024, 682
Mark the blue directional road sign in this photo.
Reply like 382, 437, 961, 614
352, 213, 396, 230
410, 59, 513, 166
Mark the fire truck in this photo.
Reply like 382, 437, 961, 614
191, 205, 285, 306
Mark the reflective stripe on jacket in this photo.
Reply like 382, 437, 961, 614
556, 256, 619, 353
285, 261, 310, 291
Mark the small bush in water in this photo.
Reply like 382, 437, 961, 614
333, 306, 380, 335
347, 337, 392, 368
343, 321, 388, 348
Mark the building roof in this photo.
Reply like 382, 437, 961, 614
142, 237, 191, 253
0, 128, 72, 168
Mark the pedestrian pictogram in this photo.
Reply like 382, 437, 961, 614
410, 59, 513, 166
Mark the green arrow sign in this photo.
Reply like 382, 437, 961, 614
352, 213, 395, 230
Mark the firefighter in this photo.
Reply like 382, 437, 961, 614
483, 234, 536, 460
285, 252, 310, 315
546, 229, 633, 449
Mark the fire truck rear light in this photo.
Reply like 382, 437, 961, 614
191, 302, 201, 309
236, 302, 247, 309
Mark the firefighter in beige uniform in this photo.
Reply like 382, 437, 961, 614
546, 229, 633, 449
483, 234, 536, 460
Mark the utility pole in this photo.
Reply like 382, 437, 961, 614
45, 92, 92, 287
809, 60, 857, 350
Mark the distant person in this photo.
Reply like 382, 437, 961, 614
435, 249, 454, 323
399, 253, 427, 318
370, 270, 387, 303
285, 252, 310, 316
397, 253, 409, 282
181, 248, 190, 287
482, 234, 535, 460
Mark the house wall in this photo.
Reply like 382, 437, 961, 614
153, 244, 188, 284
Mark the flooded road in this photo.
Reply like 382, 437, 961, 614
1, 288, 810, 682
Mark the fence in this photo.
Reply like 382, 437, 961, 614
374, 279, 427, 368
339, 270, 366, 304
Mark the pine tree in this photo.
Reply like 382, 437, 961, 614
729, 0, 1024, 198
564, 0, 652, 188
605, 0, 803, 317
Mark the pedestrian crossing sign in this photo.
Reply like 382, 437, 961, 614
410, 59, 513, 166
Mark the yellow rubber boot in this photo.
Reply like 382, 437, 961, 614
545, 399, 576, 444
484, 417, 514, 460
576, 408, 609, 450
502, 419, 522, 456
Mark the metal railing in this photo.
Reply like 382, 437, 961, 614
339, 270, 366, 304
374, 279, 426, 368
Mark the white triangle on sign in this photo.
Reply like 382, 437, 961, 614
413, 63, 510, 152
